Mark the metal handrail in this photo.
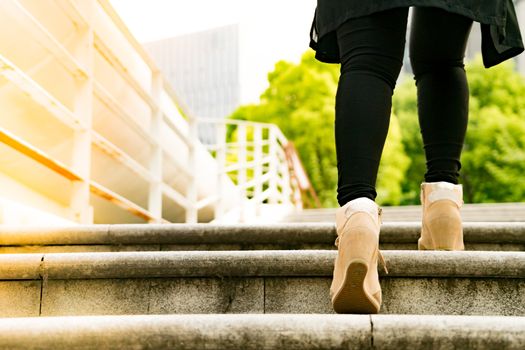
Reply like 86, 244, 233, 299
0, 0, 88, 79
194, 119, 310, 222
0, 0, 314, 224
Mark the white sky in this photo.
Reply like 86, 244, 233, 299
110, 0, 317, 103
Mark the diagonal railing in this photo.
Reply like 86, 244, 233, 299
196, 118, 308, 223
0, 0, 317, 224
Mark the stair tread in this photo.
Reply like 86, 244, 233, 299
1, 225, 524, 321
0, 314, 523, 349
283, 203, 525, 222
1, 250, 524, 279
1, 222, 524, 245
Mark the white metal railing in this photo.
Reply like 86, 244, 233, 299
196, 118, 304, 223
0, 0, 313, 224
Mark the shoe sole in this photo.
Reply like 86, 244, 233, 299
331, 258, 380, 314
418, 237, 464, 251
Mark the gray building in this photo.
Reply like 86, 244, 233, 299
145, 24, 242, 143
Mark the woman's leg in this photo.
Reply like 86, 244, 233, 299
409, 7, 473, 184
331, 8, 409, 314
335, 7, 409, 206
410, 7, 473, 251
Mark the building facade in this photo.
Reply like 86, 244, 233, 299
145, 24, 242, 143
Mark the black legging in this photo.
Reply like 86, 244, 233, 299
335, 6, 473, 206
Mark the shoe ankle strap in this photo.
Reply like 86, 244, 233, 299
421, 182, 464, 208
428, 189, 463, 207
335, 207, 383, 248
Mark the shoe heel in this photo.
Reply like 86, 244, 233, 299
417, 237, 429, 250
427, 216, 463, 250
332, 221, 380, 314
332, 258, 379, 314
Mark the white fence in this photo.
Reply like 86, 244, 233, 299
197, 118, 307, 223
0, 0, 310, 224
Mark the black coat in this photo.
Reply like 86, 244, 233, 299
310, 0, 524, 68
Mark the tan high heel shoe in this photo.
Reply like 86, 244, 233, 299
418, 181, 465, 251
330, 197, 388, 314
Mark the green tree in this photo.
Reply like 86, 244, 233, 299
377, 112, 411, 205
228, 50, 410, 207
462, 57, 525, 202
393, 56, 525, 204
391, 77, 425, 205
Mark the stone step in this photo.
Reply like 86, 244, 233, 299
0, 314, 523, 349
2, 250, 524, 317
1, 222, 524, 252
282, 203, 525, 222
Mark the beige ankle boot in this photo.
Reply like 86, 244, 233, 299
330, 197, 388, 314
419, 181, 465, 250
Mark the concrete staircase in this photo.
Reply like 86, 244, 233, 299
0, 208, 524, 348
281, 202, 525, 222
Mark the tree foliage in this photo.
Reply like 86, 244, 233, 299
228, 51, 525, 207
393, 56, 525, 204
461, 57, 525, 202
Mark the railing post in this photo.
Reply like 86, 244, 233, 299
214, 122, 226, 222
148, 72, 163, 222
185, 114, 198, 223
281, 145, 292, 204
253, 125, 263, 216
237, 124, 247, 222
268, 126, 278, 204
70, 0, 94, 224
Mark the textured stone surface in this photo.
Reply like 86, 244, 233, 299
0, 250, 524, 316
40, 278, 263, 316
40, 251, 333, 279
1, 205, 524, 347
381, 243, 525, 251
37, 251, 525, 279
1, 250, 524, 280
0, 314, 523, 349
380, 278, 525, 315
0, 222, 523, 249
0, 223, 334, 245
463, 243, 525, 251
149, 278, 264, 314
264, 278, 333, 314
382, 251, 525, 278
262, 277, 525, 316
372, 314, 525, 349
282, 202, 525, 222
0, 281, 41, 317
0, 241, 522, 253
0, 314, 372, 349
161, 243, 244, 251
0, 244, 160, 254
161, 243, 334, 251
41, 279, 150, 316
0, 225, 111, 245
34, 276, 525, 316
0, 254, 42, 279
